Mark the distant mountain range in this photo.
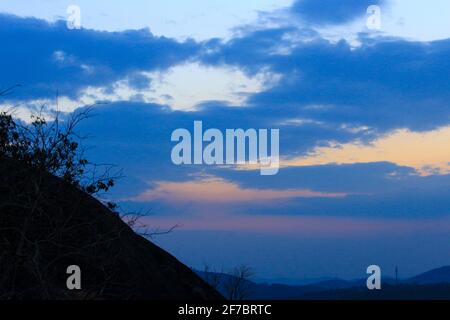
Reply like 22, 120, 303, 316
407, 266, 450, 285
198, 266, 450, 300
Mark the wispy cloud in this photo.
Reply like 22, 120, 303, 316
142, 213, 450, 236
128, 176, 347, 203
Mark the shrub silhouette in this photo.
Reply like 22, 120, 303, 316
0, 109, 114, 195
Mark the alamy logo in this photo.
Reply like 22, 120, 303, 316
171, 121, 280, 175
66, 5, 82, 30
366, 265, 381, 290
366, 5, 382, 30
66, 265, 81, 290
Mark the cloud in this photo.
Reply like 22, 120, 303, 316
291, 0, 386, 26
142, 213, 450, 236
143, 62, 277, 110
128, 176, 346, 203
202, 28, 450, 134
0, 14, 199, 101
5, 13, 450, 144
285, 125, 450, 175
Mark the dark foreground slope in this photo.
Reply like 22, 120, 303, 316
0, 159, 221, 300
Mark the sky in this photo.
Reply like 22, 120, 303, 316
1, 0, 450, 282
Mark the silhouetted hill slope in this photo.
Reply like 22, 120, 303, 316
0, 158, 221, 300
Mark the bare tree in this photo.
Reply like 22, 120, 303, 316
202, 264, 223, 291
119, 209, 180, 239
223, 265, 254, 300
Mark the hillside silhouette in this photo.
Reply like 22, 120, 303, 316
0, 108, 221, 300
0, 157, 222, 299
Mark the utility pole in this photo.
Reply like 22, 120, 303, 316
395, 266, 398, 284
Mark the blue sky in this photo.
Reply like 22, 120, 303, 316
1, 0, 450, 281
2, 0, 450, 41
0, 0, 292, 39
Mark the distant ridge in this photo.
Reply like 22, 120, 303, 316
199, 266, 450, 300
406, 266, 450, 285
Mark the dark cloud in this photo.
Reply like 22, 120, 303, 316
202, 29, 450, 132
291, 0, 386, 25
0, 14, 200, 100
